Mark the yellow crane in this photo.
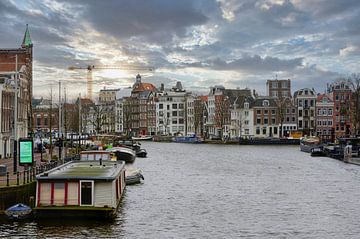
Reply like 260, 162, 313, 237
68, 64, 154, 100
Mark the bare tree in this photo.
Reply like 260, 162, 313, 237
350, 73, 360, 135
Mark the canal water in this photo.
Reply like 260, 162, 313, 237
1, 142, 360, 238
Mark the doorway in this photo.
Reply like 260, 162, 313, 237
80, 181, 93, 206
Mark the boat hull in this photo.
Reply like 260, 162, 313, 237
34, 206, 119, 220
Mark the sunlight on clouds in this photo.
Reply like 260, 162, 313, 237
257, 0, 286, 11
216, 0, 244, 22
339, 45, 359, 57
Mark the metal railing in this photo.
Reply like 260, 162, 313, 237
0, 158, 76, 187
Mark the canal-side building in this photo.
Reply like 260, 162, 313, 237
327, 80, 353, 137
278, 97, 297, 138
98, 88, 119, 133
230, 95, 255, 139
253, 97, 279, 138
206, 86, 252, 139
130, 74, 157, 136
294, 88, 317, 136
316, 93, 334, 142
266, 79, 291, 98
115, 87, 132, 135
156, 82, 188, 136
0, 26, 33, 158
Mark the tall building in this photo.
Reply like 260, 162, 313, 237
98, 88, 119, 133
327, 80, 353, 137
156, 82, 188, 136
130, 74, 157, 136
253, 97, 279, 138
316, 94, 334, 142
0, 25, 33, 159
266, 79, 291, 98
294, 88, 317, 136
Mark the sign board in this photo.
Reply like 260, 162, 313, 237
19, 138, 34, 166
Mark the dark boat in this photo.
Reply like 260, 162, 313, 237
5, 203, 32, 220
136, 148, 147, 158
310, 146, 326, 157
108, 147, 136, 164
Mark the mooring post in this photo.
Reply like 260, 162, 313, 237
6, 172, 9, 186
17, 171, 19, 185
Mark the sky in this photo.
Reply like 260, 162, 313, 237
1, 0, 359, 100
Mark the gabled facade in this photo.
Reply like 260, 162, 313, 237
316, 94, 334, 142
253, 97, 279, 138
294, 88, 317, 136
229, 96, 255, 139
156, 85, 188, 136
327, 80, 352, 137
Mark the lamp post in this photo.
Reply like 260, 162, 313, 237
13, 54, 18, 174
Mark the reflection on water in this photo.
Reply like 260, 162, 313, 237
1, 142, 360, 238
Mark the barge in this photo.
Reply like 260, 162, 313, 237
34, 160, 126, 220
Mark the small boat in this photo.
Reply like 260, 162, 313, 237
310, 146, 326, 157
131, 135, 153, 141
173, 135, 204, 143
125, 167, 144, 185
300, 136, 321, 153
108, 147, 136, 164
5, 203, 32, 220
136, 148, 147, 158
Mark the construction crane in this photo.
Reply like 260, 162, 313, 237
68, 64, 154, 100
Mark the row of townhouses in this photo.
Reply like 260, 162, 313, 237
30, 75, 359, 144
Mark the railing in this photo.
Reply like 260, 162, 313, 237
0, 160, 63, 187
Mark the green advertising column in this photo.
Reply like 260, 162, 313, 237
19, 138, 34, 166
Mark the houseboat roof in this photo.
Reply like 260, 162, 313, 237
36, 161, 125, 181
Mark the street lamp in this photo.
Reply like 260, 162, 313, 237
13, 55, 19, 173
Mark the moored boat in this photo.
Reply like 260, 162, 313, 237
125, 167, 144, 185
5, 203, 32, 220
300, 136, 321, 153
131, 135, 153, 141
34, 160, 126, 220
108, 147, 136, 164
136, 148, 147, 158
173, 135, 204, 143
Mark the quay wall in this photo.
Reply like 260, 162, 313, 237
0, 182, 36, 213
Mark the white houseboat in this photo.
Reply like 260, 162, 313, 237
34, 160, 126, 219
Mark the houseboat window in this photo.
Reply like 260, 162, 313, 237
80, 181, 94, 206
53, 182, 65, 206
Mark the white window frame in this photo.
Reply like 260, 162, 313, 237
80, 180, 94, 206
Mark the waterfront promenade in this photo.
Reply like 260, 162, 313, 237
0, 147, 66, 187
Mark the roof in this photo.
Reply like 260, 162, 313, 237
22, 24, 33, 48
132, 82, 158, 93
36, 161, 125, 181
253, 97, 277, 107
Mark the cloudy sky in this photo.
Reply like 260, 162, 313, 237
1, 0, 359, 99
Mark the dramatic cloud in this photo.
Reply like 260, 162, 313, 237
1, 0, 359, 99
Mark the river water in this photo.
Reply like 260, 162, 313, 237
1, 142, 360, 238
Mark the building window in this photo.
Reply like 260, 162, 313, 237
299, 110, 303, 117
172, 104, 177, 109
257, 118, 261, 124
244, 102, 249, 109
262, 127, 267, 135
159, 104, 163, 109
263, 100, 269, 107
256, 110, 261, 114
245, 129, 249, 135
256, 127, 260, 135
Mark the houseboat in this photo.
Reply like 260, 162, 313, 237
34, 160, 126, 220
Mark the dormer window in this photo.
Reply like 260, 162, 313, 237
263, 100, 269, 107
244, 102, 249, 109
